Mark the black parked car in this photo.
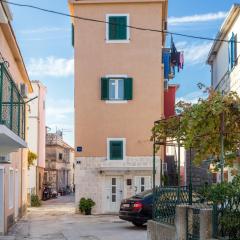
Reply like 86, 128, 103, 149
119, 190, 153, 227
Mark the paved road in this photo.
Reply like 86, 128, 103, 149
7, 195, 147, 240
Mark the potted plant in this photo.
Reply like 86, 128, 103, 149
31, 194, 41, 207
79, 197, 95, 215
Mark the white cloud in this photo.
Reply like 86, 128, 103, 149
46, 99, 74, 120
177, 91, 207, 104
176, 41, 212, 65
169, 11, 227, 25
20, 27, 69, 34
27, 57, 74, 77
46, 99, 74, 146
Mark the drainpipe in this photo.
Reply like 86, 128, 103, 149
20, 149, 23, 217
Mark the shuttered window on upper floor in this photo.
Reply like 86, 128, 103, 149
106, 15, 129, 42
101, 77, 133, 101
228, 32, 238, 70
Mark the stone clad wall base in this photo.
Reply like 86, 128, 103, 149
75, 156, 160, 214
147, 220, 176, 240
148, 206, 214, 240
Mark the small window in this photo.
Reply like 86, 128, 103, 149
112, 186, 116, 194
110, 141, 123, 160
127, 179, 132, 186
101, 77, 133, 101
112, 195, 116, 202
106, 14, 129, 42
59, 153, 63, 160
112, 178, 116, 185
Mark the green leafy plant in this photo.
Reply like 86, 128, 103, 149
79, 197, 95, 215
152, 88, 240, 168
199, 176, 240, 238
28, 151, 38, 169
31, 194, 41, 207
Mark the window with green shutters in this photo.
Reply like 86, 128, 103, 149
101, 77, 133, 101
110, 141, 123, 160
71, 24, 74, 47
106, 14, 129, 42
228, 32, 238, 70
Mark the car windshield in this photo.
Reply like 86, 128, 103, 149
134, 189, 152, 198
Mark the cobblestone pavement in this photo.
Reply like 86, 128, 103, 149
6, 195, 147, 240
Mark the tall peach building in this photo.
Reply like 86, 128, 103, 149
69, 0, 168, 213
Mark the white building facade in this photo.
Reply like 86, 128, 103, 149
27, 81, 47, 200
207, 4, 240, 182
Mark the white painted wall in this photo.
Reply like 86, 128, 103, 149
27, 81, 47, 193
212, 13, 240, 94
210, 10, 240, 182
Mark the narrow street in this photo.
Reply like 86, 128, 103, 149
7, 195, 147, 240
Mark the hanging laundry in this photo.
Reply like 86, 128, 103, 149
179, 51, 184, 71
170, 35, 178, 65
163, 51, 171, 79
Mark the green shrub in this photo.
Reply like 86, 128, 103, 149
31, 194, 41, 207
79, 197, 95, 215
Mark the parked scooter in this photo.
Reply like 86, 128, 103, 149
42, 187, 52, 201
52, 189, 58, 198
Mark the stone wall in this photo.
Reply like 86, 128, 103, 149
147, 205, 213, 240
147, 221, 176, 240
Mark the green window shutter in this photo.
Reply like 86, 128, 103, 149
110, 141, 123, 160
109, 16, 127, 40
71, 24, 74, 47
101, 77, 109, 100
124, 78, 133, 100
234, 34, 238, 65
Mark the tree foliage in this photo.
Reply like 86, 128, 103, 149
152, 89, 240, 167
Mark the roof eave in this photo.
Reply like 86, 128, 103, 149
207, 4, 240, 65
0, 2, 33, 93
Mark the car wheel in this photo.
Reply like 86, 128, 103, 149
132, 221, 144, 227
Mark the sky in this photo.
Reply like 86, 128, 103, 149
8, 0, 238, 147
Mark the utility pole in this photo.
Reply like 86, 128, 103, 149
220, 110, 225, 183
220, 90, 225, 183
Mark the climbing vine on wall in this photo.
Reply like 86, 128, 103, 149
152, 88, 240, 168
28, 150, 38, 169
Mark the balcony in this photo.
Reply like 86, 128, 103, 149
0, 63, 27, 154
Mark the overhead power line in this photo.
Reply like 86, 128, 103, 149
0, 0, 239, 44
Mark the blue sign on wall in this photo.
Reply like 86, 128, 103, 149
77, 146, 83, 152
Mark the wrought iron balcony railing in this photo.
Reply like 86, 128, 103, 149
0, 63, 25, 139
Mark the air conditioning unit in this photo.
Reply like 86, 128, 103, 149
0, 155, 11, 164
20, 83, 28, 98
